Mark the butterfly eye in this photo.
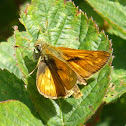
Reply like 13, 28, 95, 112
36, 45, 42, 52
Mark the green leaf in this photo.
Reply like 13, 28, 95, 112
86, 0, 126, 39
104, 69, 126, 103
0, 37, 22, 79
17, 0, 112, 125
14, 30, 34, 83
0, 69, 43, 125
73, 0, 104, 27
0, 0, 112, 125
0, 100, 43, 125
103, 35, 126, 103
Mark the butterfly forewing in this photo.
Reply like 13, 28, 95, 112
58, 47, 110, 78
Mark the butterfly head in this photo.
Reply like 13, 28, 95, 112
35, 40, 49, 52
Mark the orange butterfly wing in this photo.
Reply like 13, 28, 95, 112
58, 47, 110, 78
36, 54, 77, 99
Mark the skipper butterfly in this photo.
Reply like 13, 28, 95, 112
31, 41, 110, 99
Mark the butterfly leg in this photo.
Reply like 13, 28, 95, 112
72, 84, 83, 98
77, 75, 87, 85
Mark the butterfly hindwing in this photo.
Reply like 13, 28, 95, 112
36, 54, 77, 98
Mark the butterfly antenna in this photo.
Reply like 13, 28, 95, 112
25, 57, 41, 77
